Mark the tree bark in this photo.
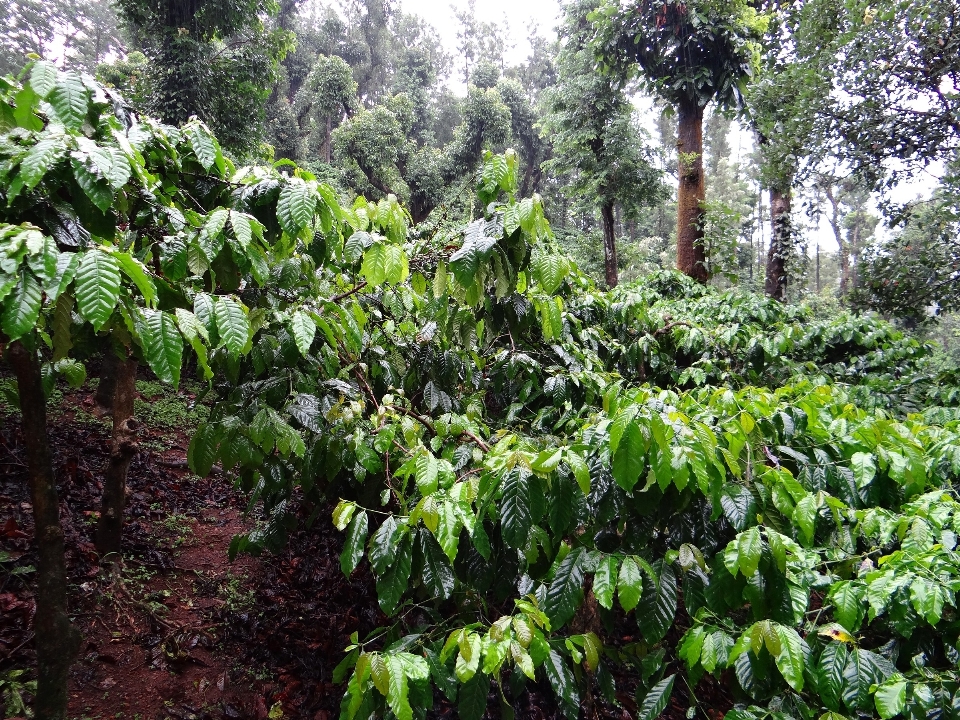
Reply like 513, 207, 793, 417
824, 185, 850, 296
764, 185, 792, 301
601, 202, 619, 288
324, 116, 332, 164
7, 341, 82, 720
676, 99, 708, 283
96, 357, 139, 557
93, 348, 119, 416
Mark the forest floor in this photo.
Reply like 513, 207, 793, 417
0, 374, 382, 720
0, 374, 730, 720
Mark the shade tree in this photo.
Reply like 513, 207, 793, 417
542, 0, 666, 288
591, 0, 767, 282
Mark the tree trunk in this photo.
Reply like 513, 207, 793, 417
823, 184, 849, 296
764, 185, 792, 301
6, 341, 82, 720
601, 202, 618, 288
676, 100, 708, 283
93, 348, 119, 416
324, 116, 332, 164
96, 357, 139, 557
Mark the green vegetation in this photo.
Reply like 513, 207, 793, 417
1, 0, 959, 719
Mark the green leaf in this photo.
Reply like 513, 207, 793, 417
75, 249, 121, 331
230, 212, 253, 249
543, 547, 584, 629
700, 631, 733, 673
214, 296, 249, 356
829, 581, 866, 632
793, 494, 818, 545
29, 60, 58, 98
385, 655, 412, 720
369, 515, 402, 574
340, 511, 368, 576
842, 649, 894, 712
52, 291, 74, 360
817, 641, 849, 712
113, 252, 157, 308
594, 555, 619, 610
612, 421, 645, 491
72, 157, 113, 212
187, 422, 221, 477
450, 219, 496, 286
370, 653, 390, 696
139, 309, 183, 387
637, 674, 675, 720
53, 358, 86, 388
500, 470, 531, 549
18, 136, 64, 190
544, 650, 579, 720
617, 556, 643, 612
850, 451, 876, 488
773, 625, 808, 692
874, 676, 907, 719
457, 670, 489, 720
737, 527, 763, 577
415, 451, 439, 495
375, 533, 412, 615
46, 72, 89, 129
565, 449, 591, 494
361, 242, 388, 286
531, 250, 569, 294
333, 500, 357, 531
720, 484, 756, 532
277, 179, 315, 237
184, 122, 221, 172
1, 271, 42, 341
637, 563, 676, 644
419, 529, 455, 600
384, 244, 409, 284
288, 310, 316, 357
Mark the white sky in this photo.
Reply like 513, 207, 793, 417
398, 0, 563, 70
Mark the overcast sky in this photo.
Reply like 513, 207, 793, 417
397, 0, 563, 69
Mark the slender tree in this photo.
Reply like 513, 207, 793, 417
592, 0, 766, 282
542, 0, 664, 287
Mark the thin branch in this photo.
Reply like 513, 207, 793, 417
653, 320, 695, 337
329, 281, 368, 304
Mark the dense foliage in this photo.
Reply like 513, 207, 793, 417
2, 0, 960, 718
167, 146, 960, 719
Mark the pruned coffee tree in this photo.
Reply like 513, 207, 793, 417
0, 62, 340, 720
188, 145, 960, 720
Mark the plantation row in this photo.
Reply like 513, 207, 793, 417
2, 64, 960, 720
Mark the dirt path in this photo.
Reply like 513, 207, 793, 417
0, 379, 378, 720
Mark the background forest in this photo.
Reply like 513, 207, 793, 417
6, 0, 955, 315
1, 1, 960, 720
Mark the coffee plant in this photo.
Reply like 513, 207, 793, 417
185, 144, 960, 718
4, 63, 960, 720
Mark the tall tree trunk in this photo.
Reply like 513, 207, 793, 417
601, 202, 618, 288
764, 185, 792, 301
816, 244, 821, 293
824, 185, 850, 296
324, 116, 332, 164
676, 100, 708, 283
93, 348, 119, 416
6, 341, 82, 720
96, 357, 139, 557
